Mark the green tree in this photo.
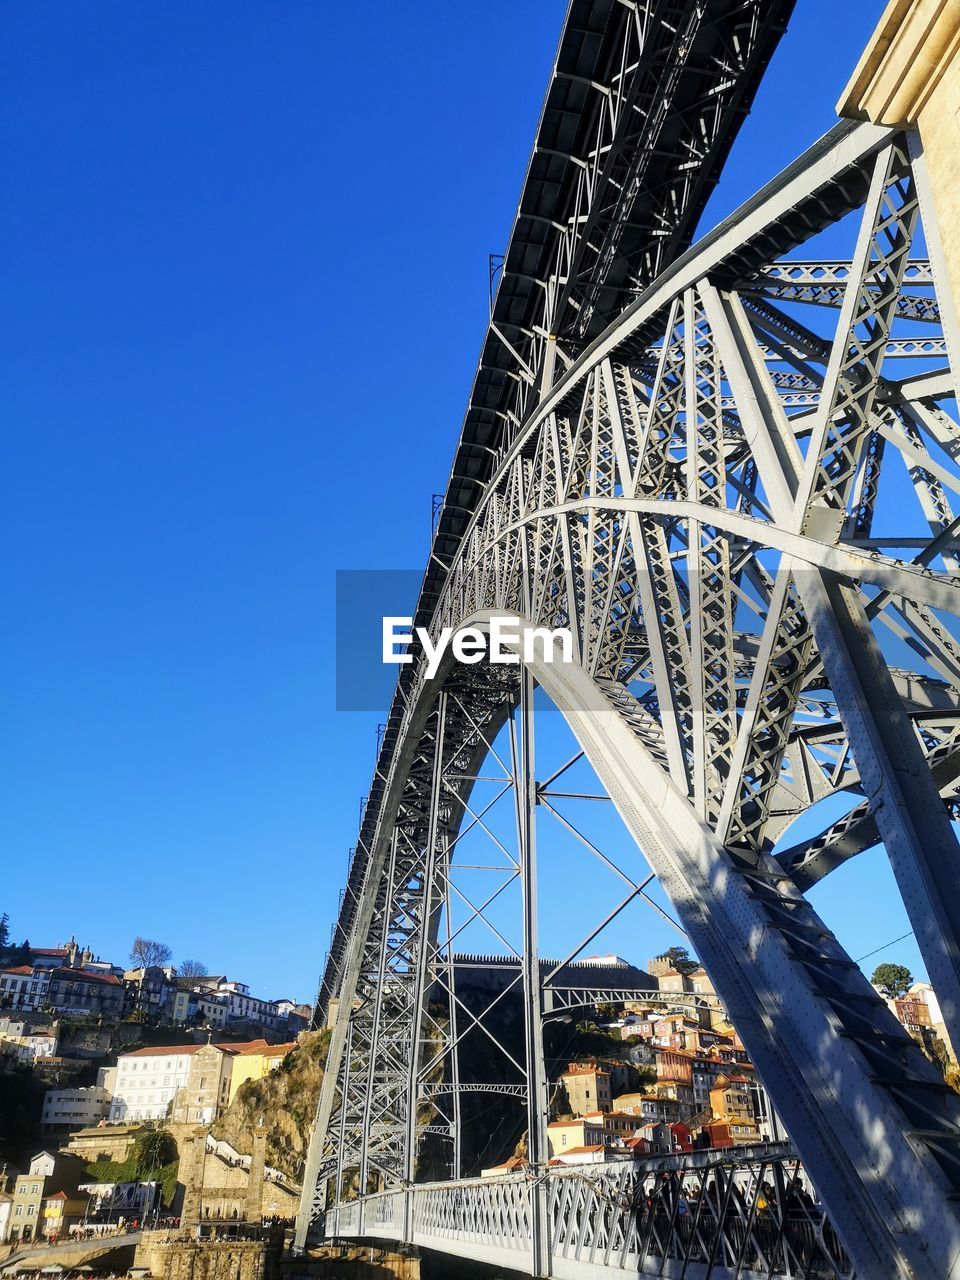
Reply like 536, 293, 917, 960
871, 962, 913, 998
658, 945, 699, 975
132, 1129, 177, 1177
0, 912, 10, 951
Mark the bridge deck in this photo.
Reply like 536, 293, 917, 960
325, 1146, 854, 1279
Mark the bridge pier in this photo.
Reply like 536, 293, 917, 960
840, 0, 960, 369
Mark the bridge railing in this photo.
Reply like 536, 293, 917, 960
324, 1146, 856, 1279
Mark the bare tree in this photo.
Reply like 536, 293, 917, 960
130, 937, 172, 969
178, 959, 208, 979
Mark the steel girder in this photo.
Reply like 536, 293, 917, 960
318, 0, 798, 1018
298, 114, 960, 1279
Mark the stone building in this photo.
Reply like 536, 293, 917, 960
46, 967, 125, 1017
560, 1062, 612, 1116
63, 1123, 141, 1164
170, 1043, 235, 1124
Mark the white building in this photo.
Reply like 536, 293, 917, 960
0, 1192, 12, 1245
41, 1086, 111, 1130
109, 1046, 203, 1122
0, 967, 50, 1012
17, 1032, 58, 1064
186, 977, 282, 1031
197, 993, 228, 1027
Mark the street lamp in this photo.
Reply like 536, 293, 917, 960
541, 998, 604, 1027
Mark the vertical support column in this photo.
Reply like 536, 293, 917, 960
513, 670, 550, 1276
403, 694, 447, 1240
359, 830, 400, 1198
179, 1136, 205, 1232
334, 1019, 353, 1205
245, 1127, 266, 1225
441, 844, 462, 1181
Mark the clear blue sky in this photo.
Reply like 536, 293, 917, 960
1, 2, 907, 1007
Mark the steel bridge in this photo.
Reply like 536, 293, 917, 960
297, 1, 960, 1277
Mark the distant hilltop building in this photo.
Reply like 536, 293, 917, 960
1, 934, 309, 1040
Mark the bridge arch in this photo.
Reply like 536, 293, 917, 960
299, 38, 960, 1280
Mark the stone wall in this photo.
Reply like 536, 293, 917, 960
134, 1231, 282, 1280
63, 1125, 140, 1162
186, 1147, 299, 1222
283, 1248, 420, 1280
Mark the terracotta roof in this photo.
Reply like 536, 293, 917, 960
44, 1191, 70, 1201
227, 1040, 296, 1056
50, 968, 121, 986
2, 966, 37, 976
558, 1144, 605, 1154
124, 1044, 217, 1058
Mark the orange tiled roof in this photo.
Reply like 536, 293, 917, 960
124, 1043, 237, 1058
50, 968, 120, 986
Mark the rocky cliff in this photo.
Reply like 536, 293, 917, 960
210, 1029, 329, 1182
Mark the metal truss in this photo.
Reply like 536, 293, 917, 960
298, 108, 960, 1279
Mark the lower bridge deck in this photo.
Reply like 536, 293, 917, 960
324, 1145, 854, 1279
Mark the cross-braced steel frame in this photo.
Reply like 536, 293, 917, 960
297, 8, 960, 1280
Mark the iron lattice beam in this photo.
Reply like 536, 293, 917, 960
299, 9, 960, 1280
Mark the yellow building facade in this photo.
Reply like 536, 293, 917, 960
226, 1039, 296, 1105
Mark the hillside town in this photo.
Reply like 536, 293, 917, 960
0, 918, 314, 1248
2, 917, 954, 1255
481, 948, 959, 1176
